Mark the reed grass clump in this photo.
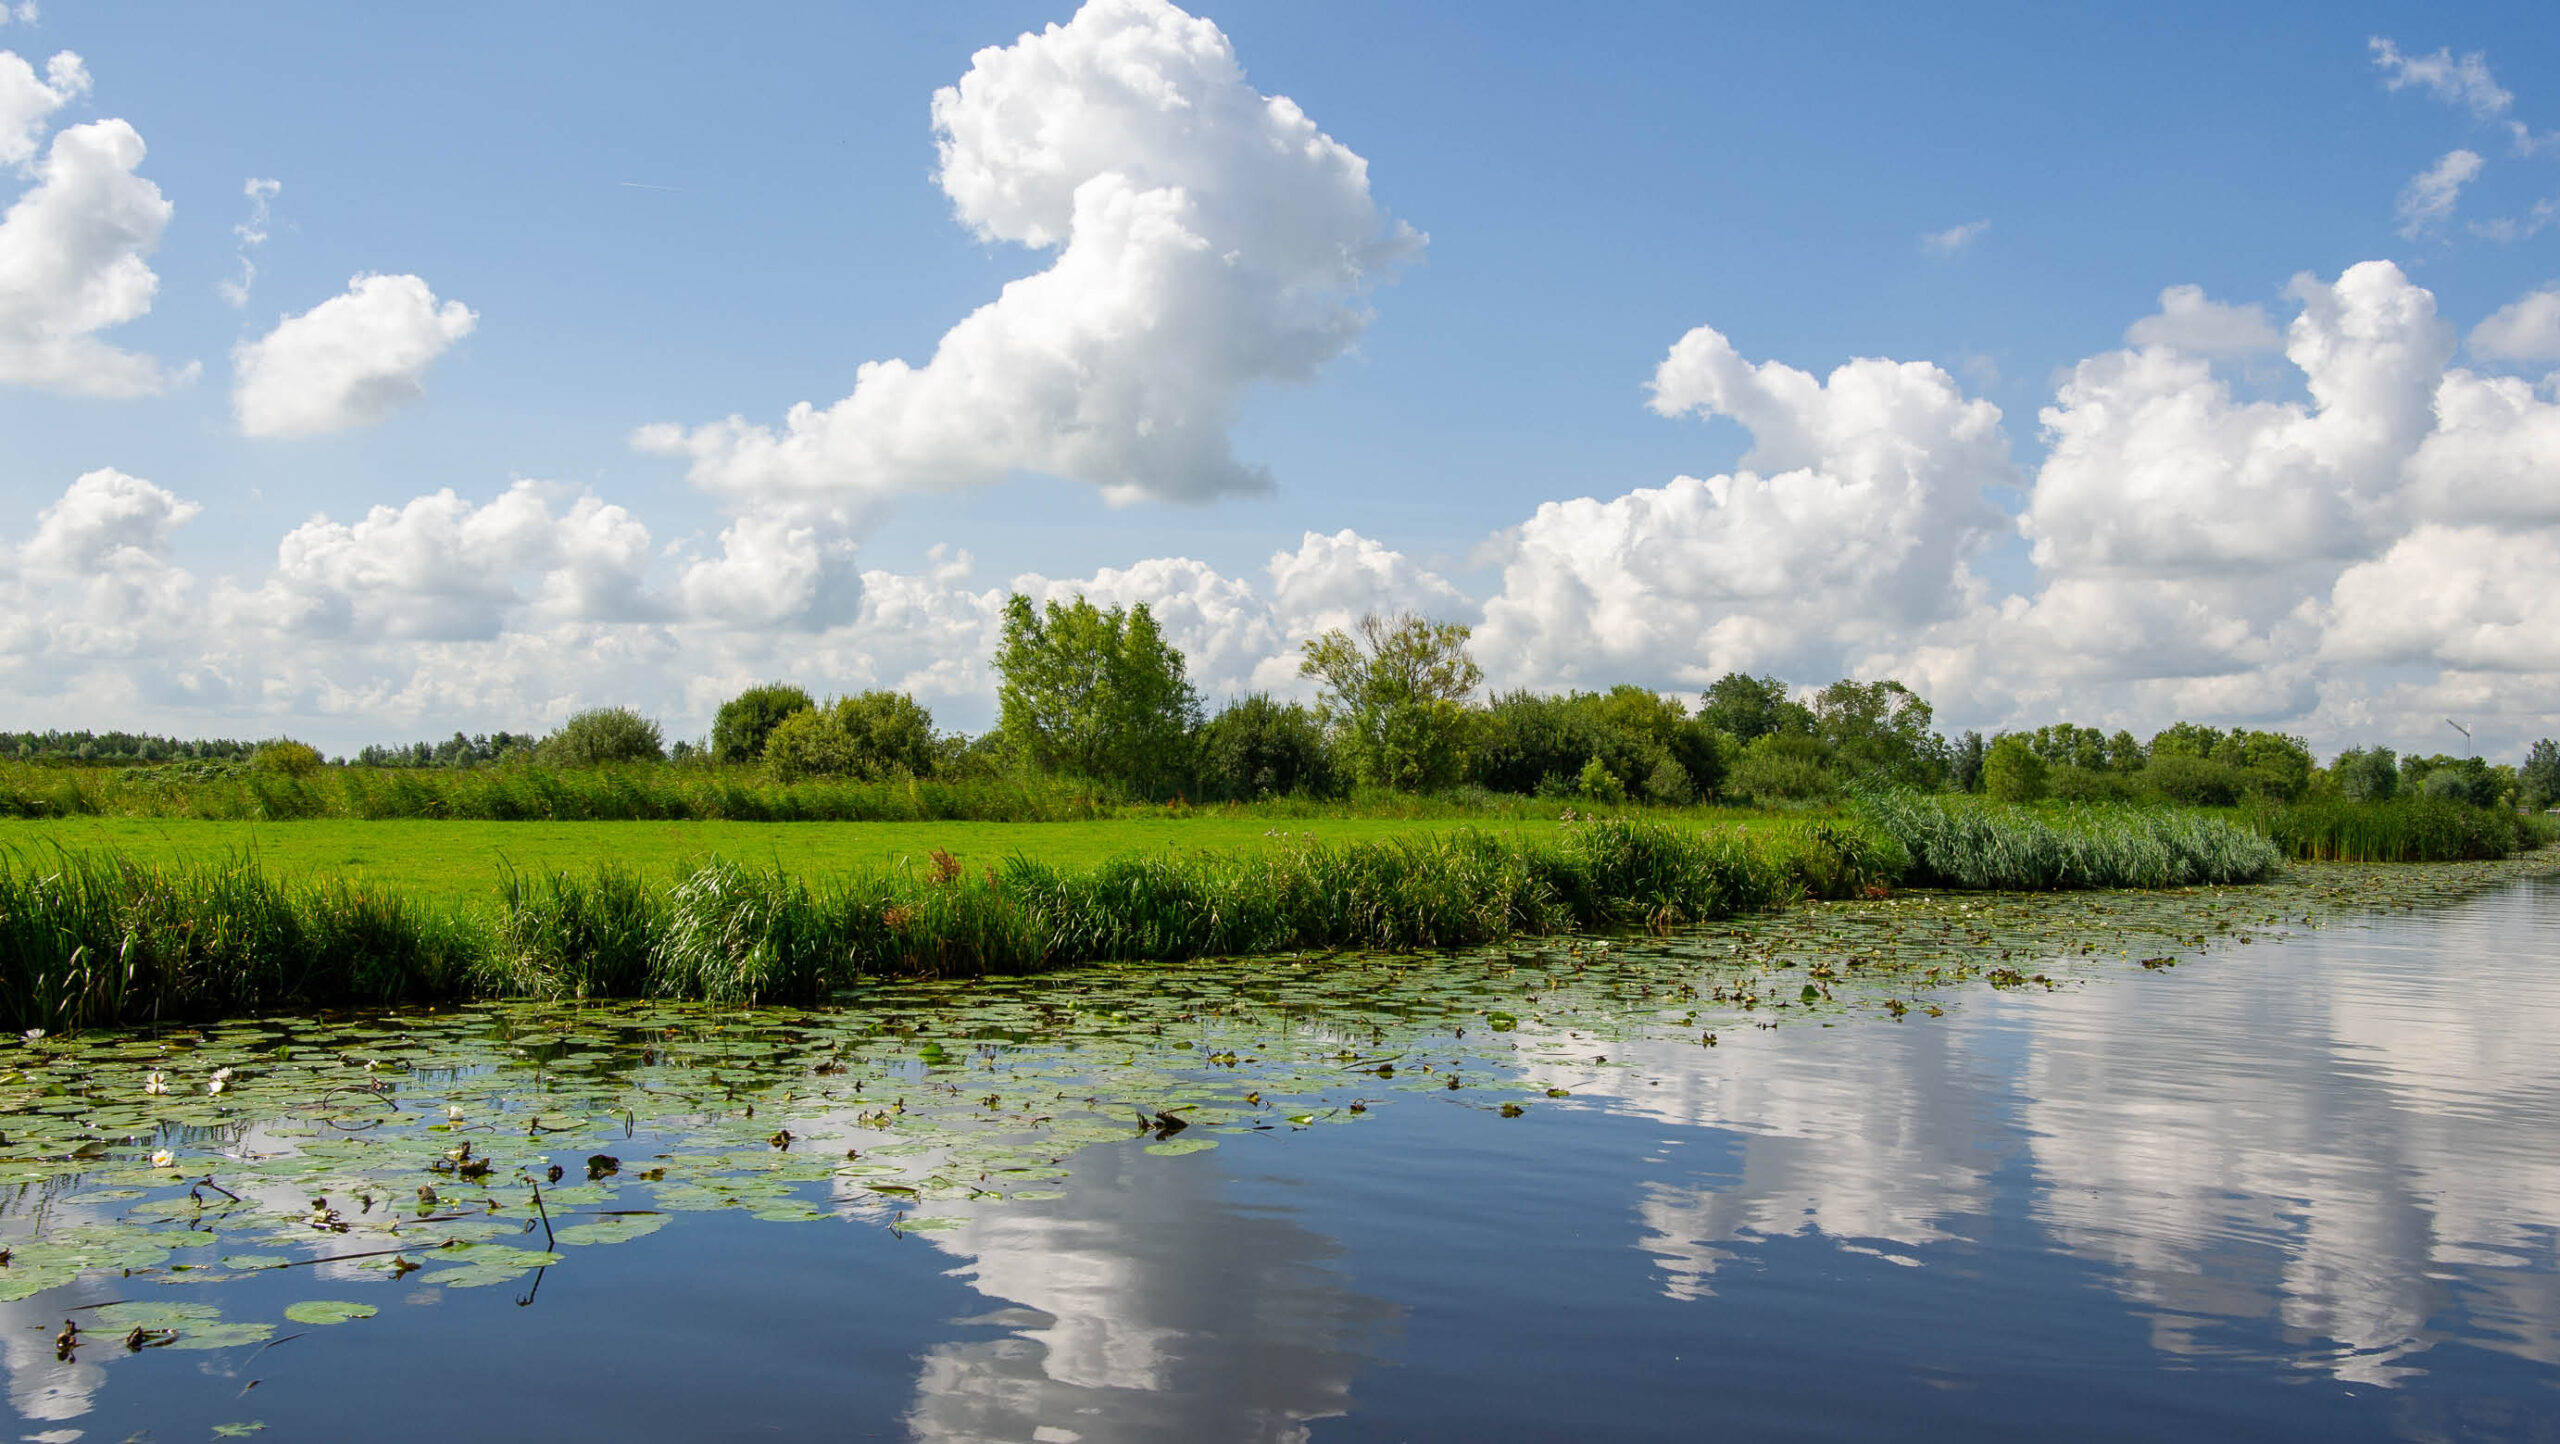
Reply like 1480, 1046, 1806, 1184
1859, 793, 2281, 890
2252, 796, 2527, 863
0, 853, 478, 1034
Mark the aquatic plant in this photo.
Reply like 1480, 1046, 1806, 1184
1858, 792, 2282, 890
2252, 796, 2528, 863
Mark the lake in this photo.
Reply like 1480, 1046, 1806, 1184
3, 866, 2555, 1441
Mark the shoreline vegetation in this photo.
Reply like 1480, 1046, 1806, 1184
0, 798, 2315, 1032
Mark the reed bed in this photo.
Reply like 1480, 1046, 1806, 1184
2251, 797, 2532, 863
5, 820, 1888, 1027
1859, 793, 2283, 890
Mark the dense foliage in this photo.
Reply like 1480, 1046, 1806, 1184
709, 684, 813, 764
995, 595, 1199, 796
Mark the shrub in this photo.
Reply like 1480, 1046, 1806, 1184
711, 684, 813, 764
1195, 695, 1338, 800
535, 708, 664, 767
762, 709, 865, 782
1728, 734, 1833, 803
251, 740, 324, 777
1577, 755, 1627, 804
2524, 739, 2560, 812
2142, 753, 2240, 807
763, 692, 939, 783
1982, 735, 2048, 802
1645, 756, 1697, 805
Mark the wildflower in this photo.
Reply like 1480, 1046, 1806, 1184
143, 1072, 169, 1095
21, 1029, 42, 1042
149, 1150, 173, 1169
207, 1077, 226, 1095
445, 1105, 464, 1122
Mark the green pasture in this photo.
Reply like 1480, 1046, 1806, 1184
0, 816, 1568, 905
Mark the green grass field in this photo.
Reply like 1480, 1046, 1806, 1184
0, 816, 1571, 905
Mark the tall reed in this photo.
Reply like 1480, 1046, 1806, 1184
1859, 793, 2282, 890
2252, 797, 2525, 863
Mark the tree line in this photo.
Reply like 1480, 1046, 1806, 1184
17, 596, 2559, 812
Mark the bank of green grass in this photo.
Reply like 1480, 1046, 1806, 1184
0, 815, 1661, 905
0, 801, 2297, 1031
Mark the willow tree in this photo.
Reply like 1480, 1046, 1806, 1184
1299, 612, 1482, 792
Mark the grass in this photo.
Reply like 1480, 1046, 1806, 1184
0, 815, 1628, 904
0, 797, 2308, 1031
2, 818, 1895, 1029
1858, 793, 2283, 890
2249, 796, 2536, 862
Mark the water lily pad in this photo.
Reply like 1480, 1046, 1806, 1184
551, 1213, 667, 1247
282, 1300, 377, 1325
1145, 1137, 1218, 1156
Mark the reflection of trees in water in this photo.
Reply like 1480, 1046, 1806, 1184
1553, 884, 2560, 1382
895, 1144, 1396, 1444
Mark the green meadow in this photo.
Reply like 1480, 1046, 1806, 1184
0, 815, 1583, 906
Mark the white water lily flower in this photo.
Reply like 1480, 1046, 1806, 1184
210, 1067, 234, 1081
144, 1072, 169, 1095
445, 1105, 464, 1121
207, 1077, 226, 1095
150, 1150, 174, 1168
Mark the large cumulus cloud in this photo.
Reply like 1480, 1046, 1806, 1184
638, 0, 1418, 515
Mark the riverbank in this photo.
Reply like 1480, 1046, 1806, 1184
0, 803, 2287, 1030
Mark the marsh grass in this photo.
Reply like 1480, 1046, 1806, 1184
6, 820, 1894, 1025
2253, 797, 2529, 863
1860, 793, 2282, 890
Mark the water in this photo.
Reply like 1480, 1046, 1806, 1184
6, 873, 2558, 1441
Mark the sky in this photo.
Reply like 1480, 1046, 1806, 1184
4, 0, 2559, 757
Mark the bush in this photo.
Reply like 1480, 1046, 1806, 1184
1194, 695, 1338, 801
1728, 734, 1833, 803
251, 740, 324, 777
536, 708, 664, 767
763, 692, 940, 783
2142, 753, 2241, 807
1645, 756, 1696, 805
1577, 755, 1627, 804
711, 685, 813, 764
1982, 735, 2048, 802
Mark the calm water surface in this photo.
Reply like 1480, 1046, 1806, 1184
9, 876, 2558, 1441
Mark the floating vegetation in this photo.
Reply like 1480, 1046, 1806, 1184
1, 851, 2548, 1379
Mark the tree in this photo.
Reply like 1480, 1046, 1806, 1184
251, 740, 324, 776
536, 708, 664, 766
1950, 730, 1987, 793
995, 594, 1199, 794
2331, 746, 2398, 802
1194, 695, 1338, 801
1300, 613, 1483, 792
1812, 678, 1945, 788
2522, 739, 2560, 812
712, 684, 814, 764
1698, 673, 1813, 743
1983, 734, 2049, 802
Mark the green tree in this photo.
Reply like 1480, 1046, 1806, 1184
711, 684, 814, 764
536, 708, 664, 766
1950, 730, 1987, 793
2522, 739, 2560, 811
1300, 612, 1483, 792
1983, 733, 2049, 802
995, 594, 1199, 794
765, 691, 942, 783
1812, 678, 1945, 788
251, 740, 324, 776
1194, 695, 1338, 801
1698, 673, 1814, 743
2330, 746, 2399, 802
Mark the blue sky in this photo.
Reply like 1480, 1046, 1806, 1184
4, 1, 2558, 752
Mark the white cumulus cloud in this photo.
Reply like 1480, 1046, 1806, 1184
2468, 285, 2560, 361
638, 0, 1419, 513
233, 273, 477, 437
1472, 325, 2010, 690
0, 94, 175, 396
0, 46, 82, 165
2123, 284, 2281, 355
